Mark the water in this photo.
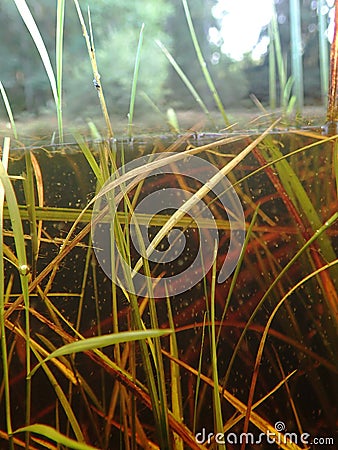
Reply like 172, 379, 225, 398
1, 130, 337, 448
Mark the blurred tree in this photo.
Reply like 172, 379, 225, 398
0, 0, 332, 123
0, 0, 173, 119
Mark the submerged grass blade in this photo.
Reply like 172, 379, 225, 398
243, 257, 338, 442
0, 147, 31, 443
133, 120, 279, 276
224, 211, 338, 389
30, 329, 172, 376
23, 150, 38, 278
259, 137, 338, 318
14, 424, 98, 450
217, 207, 259, 345
30, 346, 85, 443
128, 23, 145, 137
166, 295, 184, 450
0, 138, 14, 449
210, 242, 225, 448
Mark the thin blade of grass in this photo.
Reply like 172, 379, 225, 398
56, 0, 65, 142
181, 0, 230, 126
268, 21, 277, 109
0, 138, 14, 450
133, 120, 279, 279
166, 292, 184, 450
217, 206, 260, 345
23, 150, 39, 278
210, 242, 225, 449
270, 2, 286, 106
72, 1, 113, 138
12, 0, 62, 141
223, 211, 338, 390
162, 350, 304, 450
30, 329, 172, 376
0, 82, 18, 140
156, 40, 215, 127
242, 258, 338, 443
318, 0, 329, 106
0, 155, 32, 445
128, 23, 145, 137
30, 347, 85, 443
289, 0, 304, 113
193, 313, 207, 435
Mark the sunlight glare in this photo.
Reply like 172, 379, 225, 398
210, 0, 274, 61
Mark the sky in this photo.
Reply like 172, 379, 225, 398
210, 0, 274, 61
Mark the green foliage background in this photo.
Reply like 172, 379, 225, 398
0, 0, 332, 122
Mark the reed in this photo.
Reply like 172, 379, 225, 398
128, 24, 145, 137
289, 0, 304, 113
318, 0, 329, 106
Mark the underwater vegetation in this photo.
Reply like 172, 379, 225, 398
0, 1, 337, 449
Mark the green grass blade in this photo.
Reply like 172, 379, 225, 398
318, 0, 329, 106
0, 138, 14, 450
224, 211, 338, 387
0, 83, 18, 140
156, 40, 215, 126
30, 346, 85, 443
193, 313, 206, 435
133, 120, 278, 276
210, 242, 225, 448
14, 424, 98, 450
0, 150, 31, 443
56, 0, 65, 142
12, 0, 62, 141
166, 294, 183, 450
260, 137, 337, 271
181, 0, 230, 126
30, 329, 172, 376
76, 135, 105, 187
268, 21, 277, 110
270, 2, 286, 106
217, 206, 259, 345
72, 1, 113, 138
128, 23, 145, 137
289, 0, 304, 113
23, 150, 38, 278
